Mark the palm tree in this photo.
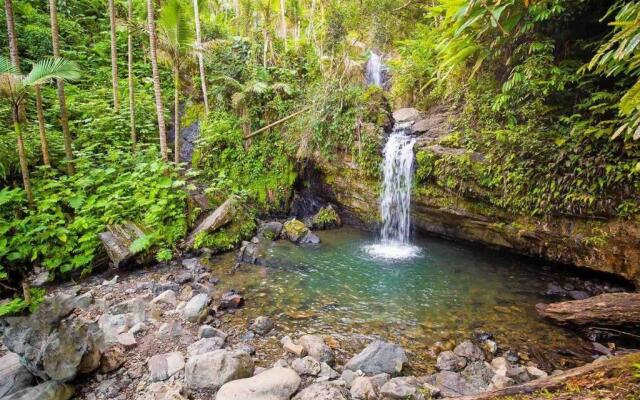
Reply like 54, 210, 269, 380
0, 57, 81, 206
158, 0, 194, 164
108, 0, 120, 111
193, 0, 209, 114
4, 0, 19, 72
147, 0, 169, 161
49, 0, 75, 175
34, 85, 50, 166
279, 0, 287, 50
128, 0, 137, 150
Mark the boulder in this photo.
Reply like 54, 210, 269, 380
311, 205, 342, 230
258, 221, 283, 240
237, 240, 265, 265
184, 350, 253, 390
282, 336, 306, 357
250, 316, 274, 335
0, 353, 34, 398
460, 361, 494, 393
219, 290, 244, 310
216, 366, 301, 400
298, 335, 334, 365
454, 340, 485, 361
99, 222, 146, 267
184, 196, 238, 249
148, 352, 185, 382
1, 381, 74, 400
436, 350, 467, 372
116, 332, 136, 347
182, 293, 210, 322
393, 108, 421, 123
318, 362, 339, 381
100, 345, 126, 373
291, 356, 322, 376
293, 383, 349, 400
198, 325, 227, 339
283, 219, 310, 243
187, 337, 225, 356
345, 340, 408, 375
380, 376, 423, 399
151, 290, 177, 307
299, 232, 321, 244
350, 376, 377, 399
434, 371, 474, 397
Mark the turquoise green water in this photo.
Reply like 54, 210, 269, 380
212, 227, 591, 371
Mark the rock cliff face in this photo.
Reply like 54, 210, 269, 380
312, 107, 640, 287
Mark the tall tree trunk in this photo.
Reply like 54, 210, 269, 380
13, 108, 34, 207
108, 0, 120, 111
279, 0, 287, 50
233, 0, 239, 15
193, 0, 209, 114
173, 65, 180, 164
309, 0, 316, 43
35, 85, 50, 166
147, 0, 168, 161
49, 0, 75, 175
4, 0, 19, 71
128, 0, 136, 150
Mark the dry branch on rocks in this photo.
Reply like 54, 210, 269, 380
536, 293, 640, 327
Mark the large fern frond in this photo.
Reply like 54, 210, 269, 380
22, 58, 81, 88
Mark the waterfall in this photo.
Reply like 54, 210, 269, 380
366, 52, 383, 87
364, 122, 420, 259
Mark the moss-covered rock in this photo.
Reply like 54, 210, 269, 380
312, 205, 342, 230
192, 203, 256, 253
283, 219, 310, 243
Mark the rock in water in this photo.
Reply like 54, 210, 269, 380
216, 367, 301, 400
148, 352, 185, 382
2, 381, 74, 400
184, 350, 253, 390
258, 221, 283, 240
283, 219, 310, 243
345, 340, 408, 375
219, 290, 244, 310
99, 222, 146, 268
298, 335, 334, 365
184, 196, 238, 249
0, 353, 34, 397
237, 240, 265, 265
311, 205, 342, 230
292, 383, 349, 400
392, 108, 421, 123
250, 316, 274, 335
299, 232, 321, 244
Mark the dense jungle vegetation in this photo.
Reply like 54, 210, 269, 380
1, 0, 640, 312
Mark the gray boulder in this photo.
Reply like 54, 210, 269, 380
436, 350, 466, 372
298, 334, 334, 365
258, 221, 283, 240
345, 340, 408, 375
184, 196, 238, 249
393, 108, 421, 123
460, 361, 494, 393
0, 353, 34, 397
454, 341, 485, 362
184, 350, 253, 390
187, 337, 225, 356
148, 352, 185, 382
434, 370, 473, 397
182, 293, 210, 322
237, 240, 265, 265
293, 383, 349, 400
250, 316, 274, 335
350, 376, 377, 399
380, 376, 422, 399
2, 381, 74, 400
216, 367, 301, 400
291, 356, 321, 376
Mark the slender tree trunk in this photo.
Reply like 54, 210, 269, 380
108, 0, 120, 111
49, 0, 74, 175
21, 280, 32, 305
233, 0, 239, 15
173, 65, 180, 164
4, 0, 19, 70
13, 108, 34, 207
193, 0, 209, 114
309, 0, 316, 43
128, 0, 136, 150
35, 85, 50, 166
147, 0, 168, 161
279, 0, 287, 50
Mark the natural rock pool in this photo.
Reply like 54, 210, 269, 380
210, 227, 598, 373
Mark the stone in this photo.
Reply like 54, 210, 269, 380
345, 340, 408, 375
216, 367, 301, 400
148, 352, 185, 382
369, 373, 390, 389
299, 231, 321, 244
350, 377, 377, 399
482, 339, 498, 356
293, 383, 349, 400
460, 361, 494, 393
117, 332, 136, 347
250, 316, 274, 335
454, 340, 485, 361
1, 381, 74, 400
102, 275, 118, 286
152, 282, 181, 296
219, 290, 244, 310
0, 353, 34, 398
341, 369, 360, 386
237, 241, 265, 265
174, 272, 192, 284
182, 293, 210, 322
436, 350, 467, 371
380, 376, 423, 399
32, 271, 50, 287
150, 290, 177, 307
187, 337, 225, 356
491, 374, 514, 389
318, 362, 339, 380
259, 221, 283, 240
291, 356, 322, 376
526, 365, 548, 379
198, 325, 219, 338
283, 219, 310, 243
157, 321, 183, 338
100, 345, 126, 373
311, 205, 342, 230
393, 108, 421, 123
434, 370, 474, 397
141, 381, 187, 400
184, 196, 238, 248
99, 222, 145, 267
299, 334, 334, 365
282, 336, 306, 357
569, 290, 590, 300
182, 258, 203, 270
129, 322, 146, 335
185, 350, 254, 390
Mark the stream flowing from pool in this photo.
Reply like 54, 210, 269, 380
210, 228, 591, 372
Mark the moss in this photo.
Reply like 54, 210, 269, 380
193, 206, 257, 252
312, 205, 342, 229
283, 219, 309, 242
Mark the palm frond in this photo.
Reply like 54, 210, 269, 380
159, 0, 195, 60
0, 56, 18, 75
22, 58, 81, 88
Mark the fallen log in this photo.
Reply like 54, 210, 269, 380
183, 196, 238, 249
452, 352, 640, 400
99, 222, 146, 268
536, 293, 640, 327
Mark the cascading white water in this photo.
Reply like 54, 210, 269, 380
364, 122, 421, 259
366, 52, 383, 87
